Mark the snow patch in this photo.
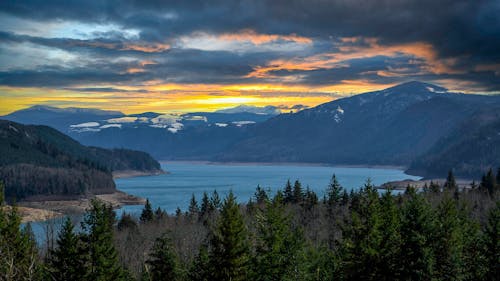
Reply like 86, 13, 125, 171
107, 117, 137, 123
100, 124, 122, 129
184, 115, 208, 122
8, 125, 18, 132
167, 122, 184, 133
232, 121, 256, 127
70, 122, 100, 128
426, 86, 447, 93
151, 114, 180, 125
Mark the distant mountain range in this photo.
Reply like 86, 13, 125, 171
2, 105, 280, 160
3, 82, 500, 179
0, 120, 161, 201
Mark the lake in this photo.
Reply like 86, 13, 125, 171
28, 162, 420, 244
115, 162, 420, 216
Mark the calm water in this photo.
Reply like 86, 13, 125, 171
115, 162, 420, 216
28, 162, 420, 244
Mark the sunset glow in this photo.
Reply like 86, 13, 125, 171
0, 1, 498, 115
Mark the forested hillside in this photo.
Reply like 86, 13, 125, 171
0, 120, 161, 201
408, 108, 500, 178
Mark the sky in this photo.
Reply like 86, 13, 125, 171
0, 0, 499, 115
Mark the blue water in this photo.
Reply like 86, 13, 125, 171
115, 162, 420, 216
28, 162, 420, 244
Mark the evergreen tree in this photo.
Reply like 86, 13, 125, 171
188, 193, 200, 216
480, 168, 497, 196
341, 184, 383, 281
433, 196, 465, 280
377, 190, 403, 280
0, 180, 4, 206
81, 199, 125, 281
117, 212, 138, 231
497, 168, 500, 187
429, 181, 441, 193
293, 180, 304, 203
326, 174, 343, 206
0, 204, 41, 280
200, 191, 211, 217
188, 245, 211, 281
398, 189, 435, 280
154, 207, 166, 221
483, 202, 500, 281
49, 217, 87, 280
284, 180, 293, 203
209, 191, 250, 281
140, 199, 154, 223
459, 204, 486, 281
444, 170, 457, 192
210, 190, 222, 210
252, 197, 304, 281
303, 186, 318, 210
146, 233, 181, 281
254, 185, 269, 204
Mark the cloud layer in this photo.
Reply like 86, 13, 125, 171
0, 0, 498, 114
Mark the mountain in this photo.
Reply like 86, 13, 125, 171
215, 105, 281, 115
217, 82, 500, 173
1, 105, 279, 160
0, 120, 161, 201
408, 107, 500, 178
4, 82, 500, 179
2, 105, 124, 134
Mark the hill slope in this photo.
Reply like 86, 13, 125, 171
407, 108, 500, 178
217, 82, 499, 165
0, 120, 161, 201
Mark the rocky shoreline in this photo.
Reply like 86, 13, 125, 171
17, 191, 146, 223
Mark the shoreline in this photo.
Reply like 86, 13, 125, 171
378, 178, 474, 190
113, 169, 167, 179
18, 191, 146, 223
160, 160, 409, 171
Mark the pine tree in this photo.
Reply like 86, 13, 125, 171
444, 170, 457, 192
377, 190, 402, 280
496, 168, 500, 187
398, 189, 435, 280
284, 180, 293, 203
188, 193, 200, 218
200, 191, 211, 217
433, 196, 465, 280
146, 233, 181, 281
430, 180, 441, 193
483, 202, 500, 281
293, 180, 304, 204
254, 185, 269, 204
117, 212, 138, 231
326, 174, 343, 206
188, 245, 211, 281
49, 217, 87, 280
252, 198, 304, 281
210, 190, 222, 210
0, 204, 41, 280
209, 191, 250, 281
154, 207, 166, 221
480, 168, 497, 196
140, 199, 154, 223
81, 199, 125, 281
341, 184, 383, 281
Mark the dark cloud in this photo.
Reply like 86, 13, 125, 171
0, 0, 498, 91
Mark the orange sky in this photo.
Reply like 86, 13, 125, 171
0, 81, 396, 115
